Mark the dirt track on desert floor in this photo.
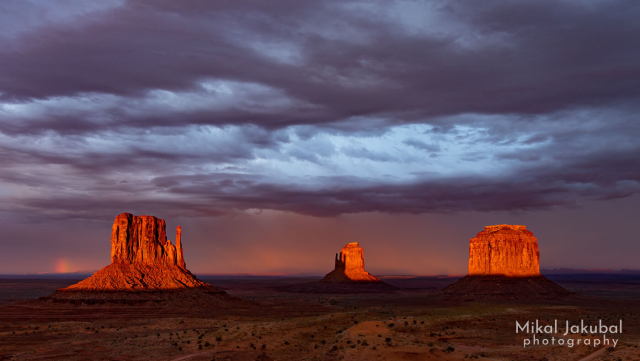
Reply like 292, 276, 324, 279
171, 351, 213, 361
577, 346, 607, 361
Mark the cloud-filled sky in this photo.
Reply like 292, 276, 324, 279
1, 0, 639, 275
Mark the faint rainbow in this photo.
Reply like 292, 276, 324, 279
54, 258, 71, 273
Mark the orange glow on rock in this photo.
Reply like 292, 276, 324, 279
468, 225, 540, 276
60, 213, 212, 292
322, 242, 382, 282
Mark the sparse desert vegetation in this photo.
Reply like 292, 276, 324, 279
0, 276, 639, 360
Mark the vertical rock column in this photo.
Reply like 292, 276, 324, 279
176, 226, 186, 269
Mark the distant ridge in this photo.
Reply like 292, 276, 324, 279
0, 271, 97, 279
542, 268, 640, 275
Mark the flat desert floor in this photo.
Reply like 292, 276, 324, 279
0, 275, 639, 361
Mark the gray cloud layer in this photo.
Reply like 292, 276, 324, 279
0, 0, 639, 221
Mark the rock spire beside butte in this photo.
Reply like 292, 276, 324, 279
443, 225, 571, 299
47, 213, 235, 305
322, 242, 382, 283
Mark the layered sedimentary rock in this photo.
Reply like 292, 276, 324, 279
443, 225, 570, 299
110, 213, 185, 269
321, 243, 382, 283
468, 225, 540, 276
57, 213, 218, 293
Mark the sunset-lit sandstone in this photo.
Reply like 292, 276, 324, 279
59, 213, 215, 292
469, 225, 540, 276
321, 242, 382, 283
444, 225, 569, 298
110, 213, 186, 269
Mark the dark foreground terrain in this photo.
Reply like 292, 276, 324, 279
0, 275, 639, 360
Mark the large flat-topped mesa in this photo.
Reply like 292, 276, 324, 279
469, 224, 540, 276
442, 224, 570, 298
111, 213, 185, 268
322, 242, 381, 283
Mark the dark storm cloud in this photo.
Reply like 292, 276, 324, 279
0, 126, 289, 182
6, 142, 639, 221
146, 142, 640, 217
1, 0, 639, 133
0, 0, 639, 221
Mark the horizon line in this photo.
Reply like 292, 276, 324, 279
2, 269, 640, 278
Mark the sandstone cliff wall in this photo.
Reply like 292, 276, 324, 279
110, 213, 185, 269
468, 224, 540, 276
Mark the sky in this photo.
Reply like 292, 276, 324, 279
1, 0, 639, 275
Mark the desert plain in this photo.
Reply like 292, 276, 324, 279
0, 274, 639, 361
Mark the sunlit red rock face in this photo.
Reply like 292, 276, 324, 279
443, 225, 570, 299
469, 225, 540, 276
111, 213, 186, 268
58, 213, 215, 293
60, 263, 208, 292
322, 243, 382, 283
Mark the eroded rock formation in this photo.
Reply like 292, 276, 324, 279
468, 225, 540, 276
176, 226, 185, 269
58, 213, 216, 293
111, 213, 185, 269
322, 242, 382, 283
443, 225, 571, 299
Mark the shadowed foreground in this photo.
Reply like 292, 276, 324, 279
0, 275, 639, 360
442, 275, 573, 299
